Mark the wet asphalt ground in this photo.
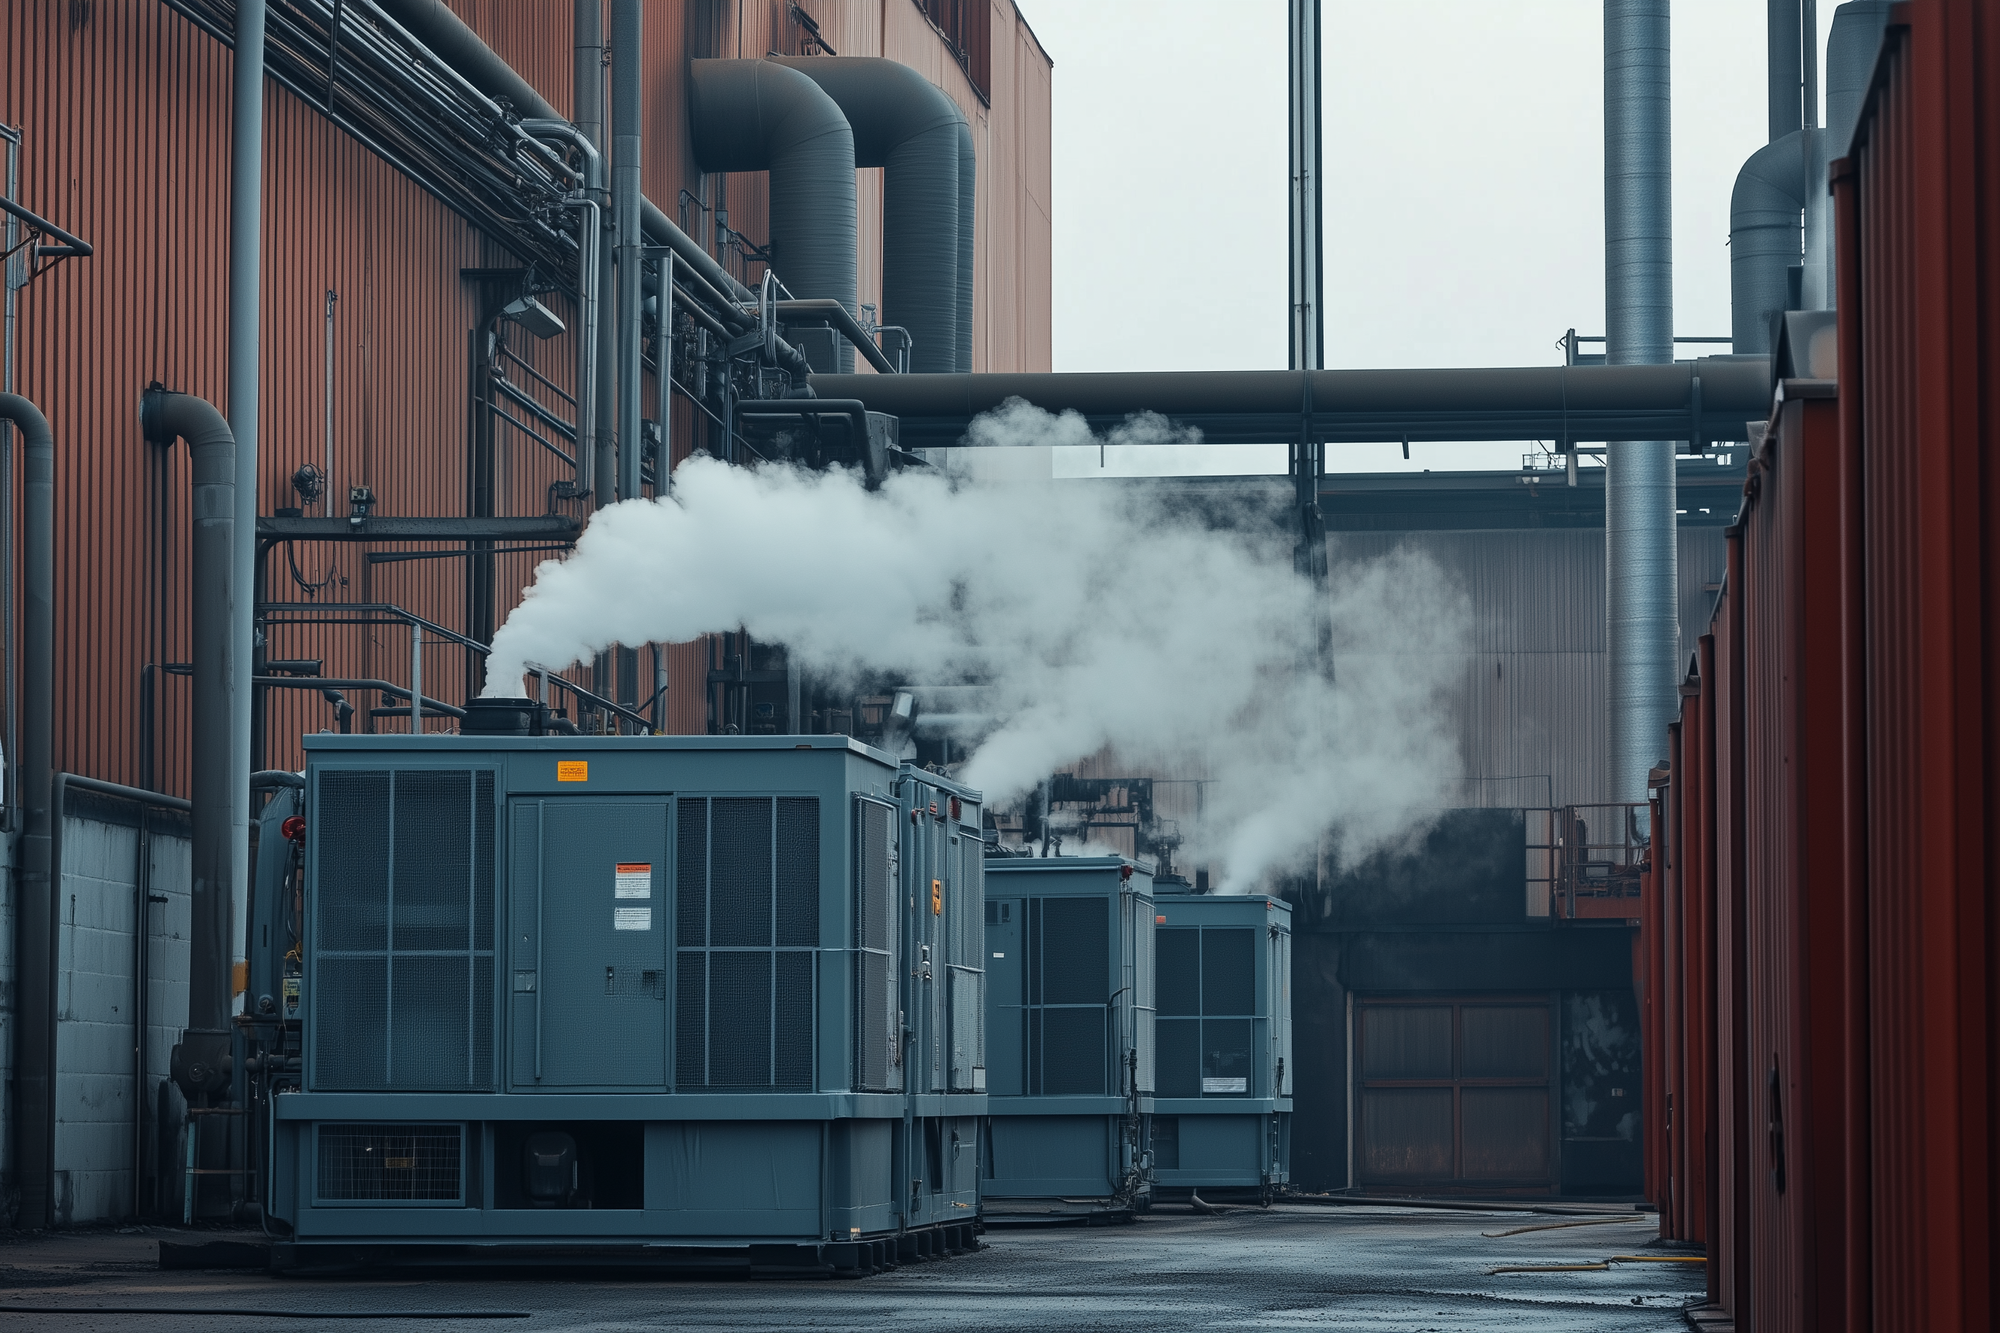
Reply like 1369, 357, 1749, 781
0, 1204, 1703, 1332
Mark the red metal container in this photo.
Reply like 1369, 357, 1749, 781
1646, 5, 2000, 1328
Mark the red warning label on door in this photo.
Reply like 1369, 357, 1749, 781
614, 864, 651, 899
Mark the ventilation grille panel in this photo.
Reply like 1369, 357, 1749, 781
315, 1124, 462, 1203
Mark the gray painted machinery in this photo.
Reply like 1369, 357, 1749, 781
980, 856, 1155, 1218
258, 728, 985, 1271
1151, 880, 1292, 1202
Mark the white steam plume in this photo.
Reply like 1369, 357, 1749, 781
486, 401, 1470, 889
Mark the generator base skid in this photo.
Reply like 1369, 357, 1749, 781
267, 1221, 983, 1277
272, 735, 990, 1268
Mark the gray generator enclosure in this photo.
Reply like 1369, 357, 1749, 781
268, 735, 984, 1268
1151, 885, 1292, 1199
981, 857, 1155, 1210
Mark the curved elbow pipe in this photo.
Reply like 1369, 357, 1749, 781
689, 60, 857, 372
0, 393, 54, 1225
773, 57, 971, 373
1730, 129, 1814, 354
140, 389, 237, 1044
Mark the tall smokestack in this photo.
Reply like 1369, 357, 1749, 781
1603, 0, 1677, 805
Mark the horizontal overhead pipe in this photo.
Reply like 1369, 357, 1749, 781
140, 389, 238, 1102
772, 57, 970, 373
750, 298, 899, 374
688, 60, 858, 373
810, 359, 1771, 447
0, 393, 54, 1226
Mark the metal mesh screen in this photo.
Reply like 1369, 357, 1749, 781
1156, 1017, 1201, 1097
310, 769, 496, 1091
1040, 1006, 1108, 1095
1041, 897, 1108, 1004
854, 799, 900, 1091
1202, 928, 1257, 1015
315, 1124, 462, 1202
1156, 928, 1200, 1016
674, 795, 820, 1090
948, 967, 982, 1090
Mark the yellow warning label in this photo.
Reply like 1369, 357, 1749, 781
557, 760, 588, 782
932, 878, 943, 915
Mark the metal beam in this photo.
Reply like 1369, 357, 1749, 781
255, 515, 581, 542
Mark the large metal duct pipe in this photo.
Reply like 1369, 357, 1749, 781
955, 117, 976, 373
0, 393, 54, 1227
1603, 0, 1677, 806
1768, 0, 1806, 140
771, 57, 969, 374
611, 0, 643, 500
227, 0, 266, 1020
375, 0, 754, 308
1825, 1, 1891, 158
1729, 130, 1812, 354
689, 61, 858, 374
142, 390, 238, 1107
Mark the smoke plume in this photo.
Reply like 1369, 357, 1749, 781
486, 401, 1470, 889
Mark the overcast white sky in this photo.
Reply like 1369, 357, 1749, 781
1021, 1, 1838, 476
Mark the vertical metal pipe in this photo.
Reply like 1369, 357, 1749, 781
1768, 0, 1804, 140
141, 389, 236, 1191
322, 291, 336, 510
657, 256, 673, 493
575, 0, 614, 510
612, 0, 643, 503
410, 623, 422, 733
229, 0, 267, 1018
1603, 0, 1677, 805
0, 393, 52, 1226
1287, 0, 1323, 371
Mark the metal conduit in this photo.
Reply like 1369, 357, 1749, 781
140, 391, 239, 1113
612, 0, 643, 501
1603, 0, 1678, 806
0, 392, 54, 1227
228, 1, 266, 1009
772, 57, 971, 373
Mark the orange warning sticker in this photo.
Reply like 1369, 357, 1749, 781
557, 760, 588, 782
932, 878, 943, 915
614, 864, 651, 899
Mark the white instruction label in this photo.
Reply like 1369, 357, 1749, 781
614, 863, 652, 899
613, 906, 653, 931
1201, 1077, 1248, 1094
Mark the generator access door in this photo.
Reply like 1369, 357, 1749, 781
509, 798, 671, 1089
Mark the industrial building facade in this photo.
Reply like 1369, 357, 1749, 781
0, 0, 1051, 1227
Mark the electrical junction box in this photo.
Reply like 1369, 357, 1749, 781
980, 856, 1155, 1216
264, 733, 984, 1269
1149, 882, 1292, 1201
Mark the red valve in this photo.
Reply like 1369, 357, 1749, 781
281, 815, 307, 844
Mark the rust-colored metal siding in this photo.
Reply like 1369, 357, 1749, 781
0, 0, 1053, 793
1645, 5, 2000, 1329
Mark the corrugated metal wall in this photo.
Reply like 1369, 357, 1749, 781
0, 0, 1053, 793
1329, 526, 1725, 810
1648, 8, 2000, 1329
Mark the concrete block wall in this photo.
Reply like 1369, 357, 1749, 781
48, 816, 190, 1224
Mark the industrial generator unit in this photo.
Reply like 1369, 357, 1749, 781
257, 720, 986, 1271
980, 856, 1155, 1219
1151, 882, 1292, 1202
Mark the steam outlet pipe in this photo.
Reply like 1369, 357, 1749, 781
1728, 130, 1813, 355
612, 0, 642, 501
771, 57, 970, 374
689, 60, 858, 371
1605, 0, 1677, 806
0, 393, 54, 1227
522, 119, 603, 500
225, 0, 267, 1030
141, 390, 239, 1106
